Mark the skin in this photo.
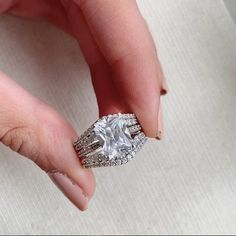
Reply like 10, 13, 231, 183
0, 0, 167, 211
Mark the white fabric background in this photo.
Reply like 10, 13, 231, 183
0, 0, 235, 234
225, 0, 236, 22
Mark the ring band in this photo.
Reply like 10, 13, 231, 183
73, 113, 147, 168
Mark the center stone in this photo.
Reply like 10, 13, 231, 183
94, 116, 133, 159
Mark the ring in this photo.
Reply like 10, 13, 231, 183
73, 113, 147, 168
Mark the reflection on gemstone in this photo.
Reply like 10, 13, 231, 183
94, 115, 133, 159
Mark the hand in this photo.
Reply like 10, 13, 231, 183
0, 0, 167, 211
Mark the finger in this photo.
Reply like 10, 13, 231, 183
76, 0, 164, 137
1, 0, 70, 34
0, 71, 95, 210
63, 1, 126, 116
0, 1, 10, 13
4, 0, 128, 116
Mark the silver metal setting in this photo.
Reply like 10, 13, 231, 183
73, 113, 147, 168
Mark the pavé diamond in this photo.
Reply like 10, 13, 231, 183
94, 115, 133, 159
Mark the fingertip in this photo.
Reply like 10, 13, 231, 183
133, 92, 160, 138
67, 161, 96, 203
59, 139, 97, 200
136, 112, 158, 138
48, 171, 90, 211
47, 138, 96, 210
77, 167, 96, 199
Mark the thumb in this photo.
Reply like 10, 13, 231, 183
0, 71, 95, 211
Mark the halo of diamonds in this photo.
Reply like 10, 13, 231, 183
74, 113, 147, 168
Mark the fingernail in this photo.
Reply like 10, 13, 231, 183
156, 104, 163, 140
48, 171, 89, 211
161, 77, 169, 96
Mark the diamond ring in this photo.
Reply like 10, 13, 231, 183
73, 113, 147, 168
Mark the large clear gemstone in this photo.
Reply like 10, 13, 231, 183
94, 115, 133, 159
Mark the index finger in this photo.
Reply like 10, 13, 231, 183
76, 0, 164, 137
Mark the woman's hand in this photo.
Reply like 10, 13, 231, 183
0, 0, 167, 210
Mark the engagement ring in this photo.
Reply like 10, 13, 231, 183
74, 113, 147, 168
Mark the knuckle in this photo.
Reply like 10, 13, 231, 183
0, 103, 74, 174
0, 125, 58, 173
0, 126, 36, 157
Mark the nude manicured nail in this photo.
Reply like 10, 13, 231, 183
156, 105, 163, 140
48, 172, 89, 211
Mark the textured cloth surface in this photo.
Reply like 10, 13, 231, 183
0, 0, 235, 234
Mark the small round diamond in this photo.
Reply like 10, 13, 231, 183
122, 158, 128, 164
